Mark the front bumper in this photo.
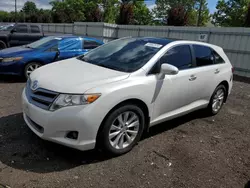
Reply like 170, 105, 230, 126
0, 60, 23, 75
22, 89, 100, 151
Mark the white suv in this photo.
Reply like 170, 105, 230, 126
22, 37, 233, 155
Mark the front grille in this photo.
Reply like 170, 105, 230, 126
25, 80, 59, 110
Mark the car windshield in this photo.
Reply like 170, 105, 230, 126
78, 38, 169, 73
0, 25, 14, 31
26, 36, 62, 49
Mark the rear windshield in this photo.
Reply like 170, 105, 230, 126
26, 36, 62, 49
78, 38, 168, 73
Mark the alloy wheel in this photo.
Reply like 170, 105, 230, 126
26, 63, 41, 78
212, 88, 225, 113
108, 111, 140, 150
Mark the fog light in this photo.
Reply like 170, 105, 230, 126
66, 131, 78, 140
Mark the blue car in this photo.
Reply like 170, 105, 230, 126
0, 36, 103, 78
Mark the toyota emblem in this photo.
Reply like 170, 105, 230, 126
31, 80, 38, 90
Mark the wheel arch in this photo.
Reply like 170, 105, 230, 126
23, 60, 45, 71
96, 98, 150, 144
22, 60, 45, 78
217, 80, 229, 102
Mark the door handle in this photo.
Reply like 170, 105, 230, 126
214, 69, 220, 74
189, 75, 197, 81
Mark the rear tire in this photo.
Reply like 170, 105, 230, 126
0, 40, 7, 50
207, 85, 226, 115
97, 104, 145, 156
24, 62, 42, 79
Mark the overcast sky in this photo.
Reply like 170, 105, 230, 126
0, 0, 217, 13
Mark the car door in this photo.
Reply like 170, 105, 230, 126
151, 44, 203, 123
9, 24, 29, 47
190, 45, 219, 102
39, 45, 59, 64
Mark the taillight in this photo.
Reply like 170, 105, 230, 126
231, 67, 234, 73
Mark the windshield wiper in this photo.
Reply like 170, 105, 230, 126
25, 45, 33, 49
78, 57, 121, 72
97, 63, 120, 71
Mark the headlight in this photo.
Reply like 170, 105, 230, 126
2, 57, 23, 62
50, 93, 101, 111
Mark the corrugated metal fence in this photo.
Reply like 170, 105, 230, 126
34, 22, 250, 78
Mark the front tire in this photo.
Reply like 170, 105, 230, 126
207, 85, 226, 115
24, 62, 41, 79
98, 104, 145, 156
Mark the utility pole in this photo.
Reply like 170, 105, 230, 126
197, 0, 202, 26
15, 0, 17, 23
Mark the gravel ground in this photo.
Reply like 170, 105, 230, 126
0, 76, 249, 188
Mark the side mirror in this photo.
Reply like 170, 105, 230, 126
160, 63, 179, 75
10, 28, 17, 33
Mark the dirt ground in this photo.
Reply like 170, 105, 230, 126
0, 76, 249, 188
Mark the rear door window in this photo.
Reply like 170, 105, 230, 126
193, 45, 214, 67
213, 51, 225, 64
31, 25, 40, 33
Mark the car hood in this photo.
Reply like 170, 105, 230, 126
0, 31, 9, 35
30, 58, 129, 93
0, 46, 36, 57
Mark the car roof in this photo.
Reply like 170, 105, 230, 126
170, 40, 223, 51
47, 34, 103, 44
52, 35, 103, 43
132, 37, 173, 45
132, 37, 222, 50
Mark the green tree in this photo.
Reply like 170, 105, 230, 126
22, 1, 38, 15
167, 5, 188, 26
196, 0, 210, 26
21, 1, 39, 22
212, 0, 250, 27
0, 11, 9, 22
133, 1, 153, 25
118, 1, 134, 24
245, 4, 250, 26
117, 0, 152, 25
36, 9, 53, 23
153, 0, 196, 18
84, 1, 102, 22
186, 0, 210, 26
50, 0, 85, 23
103, 0, 119, 23
153, 0, 210, 26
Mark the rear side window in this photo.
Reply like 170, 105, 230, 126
193, 45, 214, 67
161, 45, 192, 70
31, 25, 40, 33
83, 40, 101, 50
213, 51, 225, 64
15, 25, 28, 33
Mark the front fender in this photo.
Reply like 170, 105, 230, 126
85, 76, 156, 122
